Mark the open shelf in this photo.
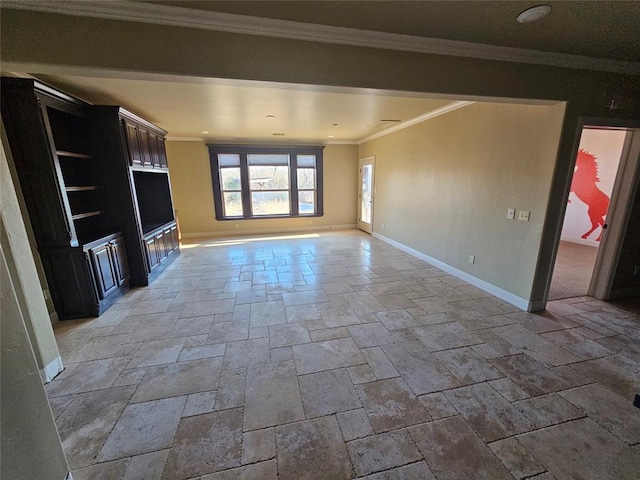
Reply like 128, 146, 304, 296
56, 150, 92, 159
71, 210, 102, 220
66, 186, 97, 192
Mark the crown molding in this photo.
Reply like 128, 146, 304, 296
4, 1, 639, 75
358, 101, 474, 145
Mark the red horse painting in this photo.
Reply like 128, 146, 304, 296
569, 149, 610, 241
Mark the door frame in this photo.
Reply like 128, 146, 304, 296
358, 156, 375, 233
545, 117, 640, 305
589, 127, 640, 298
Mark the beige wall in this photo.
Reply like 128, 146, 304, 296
1, 131, 61, 374
166, 142, 358, 237
0, 237, 69, 480
359, 102, 565, 302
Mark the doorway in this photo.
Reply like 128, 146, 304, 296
549, 126, 638, 300
358, 156, 375, 233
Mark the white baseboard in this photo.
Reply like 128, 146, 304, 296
181, 224, 357, 239
560, 235, 600, 247
40, 355, 64, 384
66, 473, 74, 480
372, 232, 532, 312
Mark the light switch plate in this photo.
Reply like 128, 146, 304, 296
518, 210, 530, 221
507, 208, 515, 219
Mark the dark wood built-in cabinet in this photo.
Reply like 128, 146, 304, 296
2, 78, 179, 319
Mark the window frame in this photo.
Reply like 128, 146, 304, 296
208, 144, 324, 220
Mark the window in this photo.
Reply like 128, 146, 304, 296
209, 145, 324, 220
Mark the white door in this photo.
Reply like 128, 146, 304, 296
358, 157, 375, 233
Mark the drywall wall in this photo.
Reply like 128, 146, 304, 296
1, 226, 69, 480
359, 102, 565, 303
165, 142, 358, 237
1, 131, 62, 378
561, 129, 626, 246
2, 7, 639, 308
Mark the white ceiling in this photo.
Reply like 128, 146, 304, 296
34, 73, 471, 144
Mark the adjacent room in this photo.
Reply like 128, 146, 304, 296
2, 2, 640, 480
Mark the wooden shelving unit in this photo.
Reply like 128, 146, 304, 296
56, 150, 92, 159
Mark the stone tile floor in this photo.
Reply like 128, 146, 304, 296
46, 231, 640, 479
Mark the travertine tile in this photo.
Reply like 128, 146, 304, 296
269, 322, 311, 347
299, 368, 361, 417
215, 368, 246, 410
178, 343, 226, 362
169, 315, 214, 337
358, 377, 431, 432
321, 307, 363, 328
249, 300, 286, 327
434, 347, 503, 384
559, 383, 640, 444
356, 461, 436, 480
348, 322, 397, 348
180, 299, 235, 318
51, 357, 130, 397
408, 416, 512, 480
488, 377, 530, 401
347, 430, 421, 476
223, 338, 270, 370
57, 386, 134, 468
382, 341, 460, 395
309, 326, 350, 342
541, 329, 613, 359
244, 361, 304, 430
183, 390, 216, 417
242, 428, 275, 464
491, 324, 580, 366
361, 346, 400, 380
489, 354, 572, 396
270, 346, 294, 363
126, 338, 185, 368
513, 393, 584, 428
347, 364, 377, 384
444, 383, 535, 441
489, 438, 545, 479
292, 337, 366, 375
413, 322, 483, 352
285, 304, 321, 322
162, 408, 243, 479
418, 392, 458, 419
336, 408, 374, 441
570, 357, 640, 400
208, 319, 249, 343
123, 449, 170, 480
200, 460, 277, 480
99, 396, 186, 461
276, 416, 351, 480
131, 357, 222, 403
517, 418, 640, 480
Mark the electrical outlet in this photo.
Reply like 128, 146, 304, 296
518, 210, 530, 221
507, 208, 515, 219
469, 255, 475, 264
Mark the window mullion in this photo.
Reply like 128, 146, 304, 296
290, 153, 299, 216
240, 153, 251, 218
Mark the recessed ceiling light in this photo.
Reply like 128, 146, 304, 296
517, 5, 551, 24
200, 131, 209, 134
328, 134, 335, 138
272, 133, 285, 136
266, 115, 275, 118
332, 123, 338, 126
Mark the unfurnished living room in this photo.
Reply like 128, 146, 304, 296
1, 1, 640, 480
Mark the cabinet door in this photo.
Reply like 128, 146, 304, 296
155, 231, 167, 262
110, 236, 129, 285
156, 136, 168, 168
169, 225, 178, 253
145, 236, 160, 272
138, 127, 153, 167
89, 243, 118, 299
148, 132, 160, 167
124, 121, 142, 166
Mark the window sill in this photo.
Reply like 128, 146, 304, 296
215, 214, 324, 221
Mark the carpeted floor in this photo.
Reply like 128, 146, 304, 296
549, 240, 599, 300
